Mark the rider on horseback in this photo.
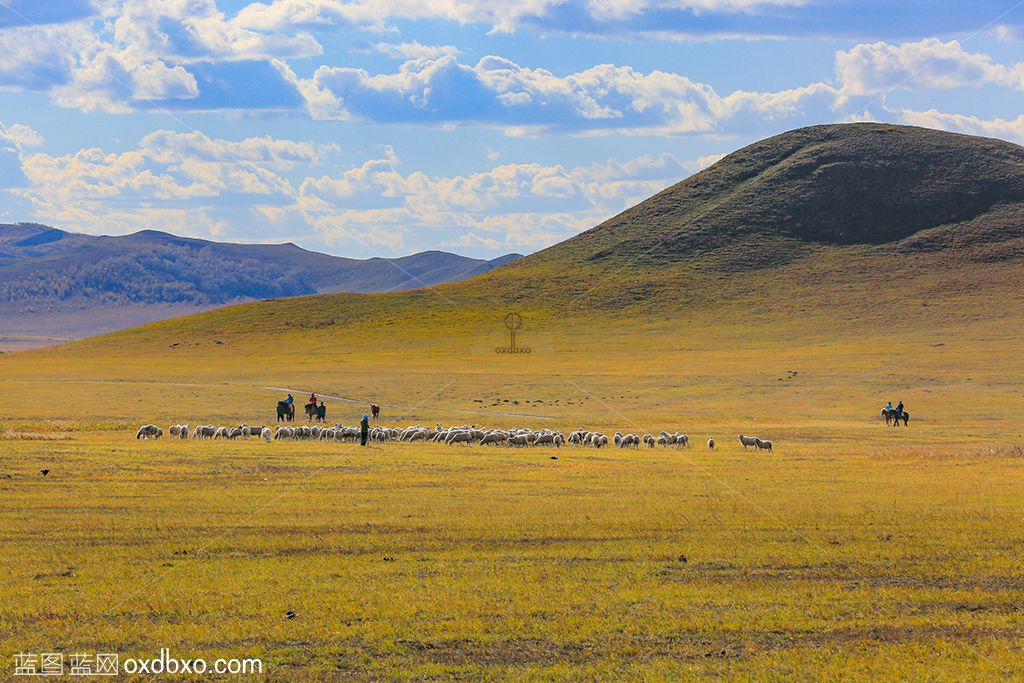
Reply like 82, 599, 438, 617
284, 394, 294, 406
309, 392, 317, 406
884, 401, 893, 412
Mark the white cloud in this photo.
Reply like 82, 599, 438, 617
295, 148, 721, 250
373, 42, 461, 60
105, 0, 323, 62
15, 130, 335, 235
51, 47, 200, 113
836, 38, 1024, 96
235, 0, 805, 35
0, 123, 45, 149
284, 53, 839, 135
0, 0, 320, 111
893, 108, 1024, 144
139, 130, 334, 166
0, 23, 94, 90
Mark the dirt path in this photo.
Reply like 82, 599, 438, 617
260, 386, 556, 421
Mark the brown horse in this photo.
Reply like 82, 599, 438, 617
371, 403, 380, 421
304, 402, 327, 422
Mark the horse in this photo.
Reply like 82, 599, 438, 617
882, 408, 909, 426
277, 401, 295, 422
305, 402, 326, 422
371, 403, 380, 421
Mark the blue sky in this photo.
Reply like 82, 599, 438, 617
1, 1, 1023, 258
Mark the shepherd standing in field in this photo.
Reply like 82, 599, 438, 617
360, 414, 370, 446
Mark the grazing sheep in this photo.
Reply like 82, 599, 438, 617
738, 434, 758, 449
229, 427, 244, 440
643, 434, 655, 448
446, 430, 474, 445
136, 424, 163, 440
261, 427, 272, 442
619, 433, 640, 449
480, 431, 507, 446
707, 436, 715, 450
534, 432, 558, 447
754, 438, 773, 453
656, 435, 669, 447
169, 425, 183, 438
678, 434, 689, 448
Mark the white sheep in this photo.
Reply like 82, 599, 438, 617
707, 436, 715, 450
738, 434, 758, 449
534, 432, 558, 447
480, 431, 507, 446
261, 427, 272, 442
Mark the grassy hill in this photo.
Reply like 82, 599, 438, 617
30, 123, 1019, 342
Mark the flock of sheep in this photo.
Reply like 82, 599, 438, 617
136, 423, 775, 452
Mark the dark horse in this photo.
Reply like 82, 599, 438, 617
882, 408, 909, 426
277, 401, 295, 422
306, 402, 327, 422
371, 403, 380, 421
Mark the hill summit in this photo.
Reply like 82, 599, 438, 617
524, 123, 1024, 270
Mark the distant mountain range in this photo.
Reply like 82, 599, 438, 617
0, 224, 520, 348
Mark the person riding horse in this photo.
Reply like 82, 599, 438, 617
277, 398, 295, 421
881, 400, 909, 426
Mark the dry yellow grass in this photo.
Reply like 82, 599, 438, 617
1, 430, 1023, 680
1, 184, 1023, 680
1, 286, 1023, 680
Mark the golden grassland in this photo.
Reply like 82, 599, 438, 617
0, 248, 1023, 679
2, 429, 1024, 680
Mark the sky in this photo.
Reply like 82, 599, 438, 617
1, 1, 1023, 258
